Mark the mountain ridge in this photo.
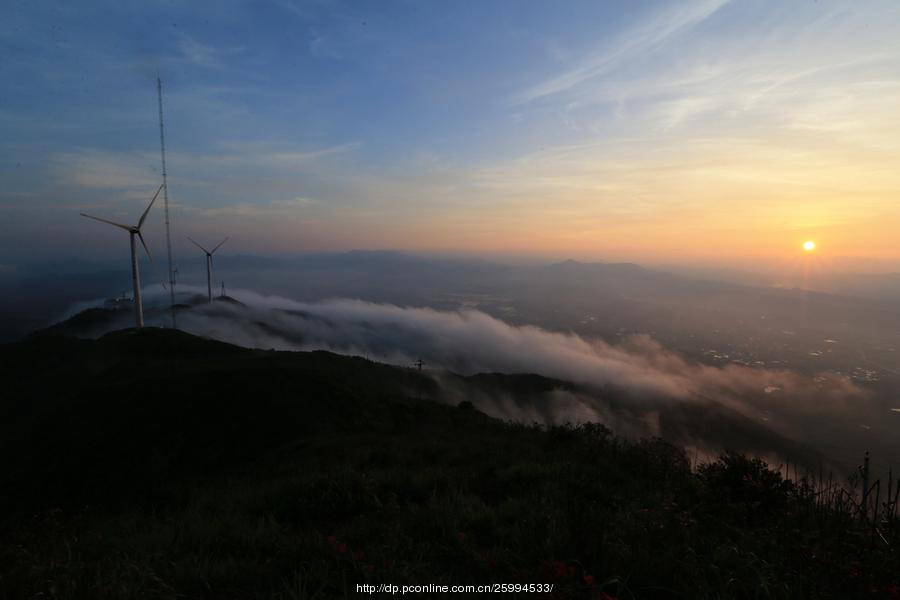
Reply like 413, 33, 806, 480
1, 326, 896, 598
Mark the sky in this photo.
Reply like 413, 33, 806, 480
2, 0, 900, 270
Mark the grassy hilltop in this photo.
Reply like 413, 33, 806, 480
0, 328, 897, 599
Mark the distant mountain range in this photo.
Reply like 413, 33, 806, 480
4, 250, 900, 341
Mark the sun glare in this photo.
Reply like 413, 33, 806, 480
803, 240, 816, 252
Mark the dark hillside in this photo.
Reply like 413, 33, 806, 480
0, 329, 896, 599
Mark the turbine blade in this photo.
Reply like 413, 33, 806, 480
137, 231, 155, 264
187, 236, 211, 254
80, 213, 132, 231
210, 236, 229, 255
138, 231, 168, 290
138, 183, 164, 229
137, 231, 169, 290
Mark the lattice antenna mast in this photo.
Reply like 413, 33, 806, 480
157, 73, 177, 328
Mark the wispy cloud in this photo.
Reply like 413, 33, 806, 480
178, 35, 222, 69
182, 196, 321, 219
52, 140, 361, 191
514, 0, 731, 104
271, 196, 318, 208
52, 148, 160, 191
264, 142, 363, 166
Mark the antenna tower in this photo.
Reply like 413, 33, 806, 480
157, 73, 177, 328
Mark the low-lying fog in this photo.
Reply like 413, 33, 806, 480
54, 288, 900, 477
7, 252, 899, 476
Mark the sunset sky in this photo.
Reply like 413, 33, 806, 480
2, 0, 900, 268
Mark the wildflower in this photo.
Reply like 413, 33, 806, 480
553, 562, 567, 579
583, 574, 595, 585
479, 551, 497, 568
550, 560, 572, 579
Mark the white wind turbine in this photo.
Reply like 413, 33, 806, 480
187, 236, 229, 302
80, 184, 165, 328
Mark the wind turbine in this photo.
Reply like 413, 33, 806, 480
80, 184, 164, 328
187, 236, 229, 302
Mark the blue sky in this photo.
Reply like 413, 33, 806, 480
2, 0, 900, 268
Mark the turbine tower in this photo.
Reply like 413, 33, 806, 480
187, 236, 229, 302
81, 184, 164, 328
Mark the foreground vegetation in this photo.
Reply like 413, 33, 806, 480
0, 329, 897, 599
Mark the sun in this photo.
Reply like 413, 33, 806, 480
803, 240, 816, 252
